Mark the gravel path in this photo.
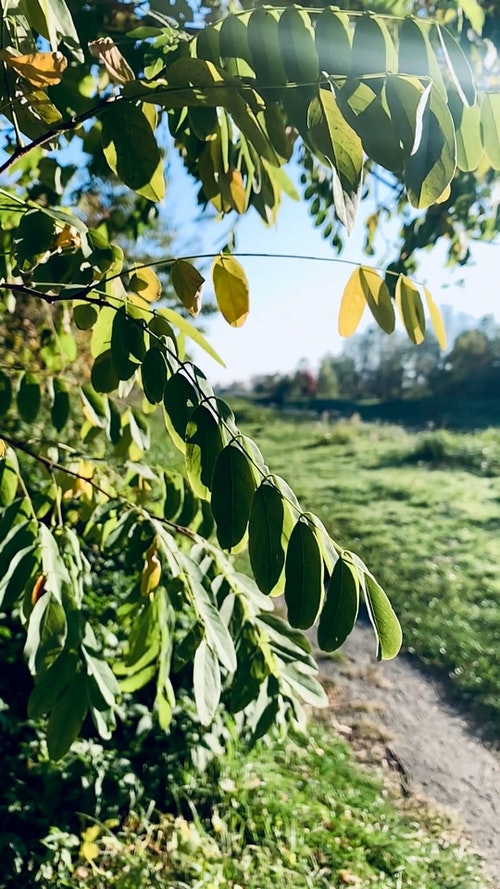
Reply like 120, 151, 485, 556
315, 623, 500, 886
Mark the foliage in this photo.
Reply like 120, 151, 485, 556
8, 0, 484, 762
8, 721, 488, 889
232, 403, 500, 733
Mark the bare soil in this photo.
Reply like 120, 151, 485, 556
315, 623, 500, 887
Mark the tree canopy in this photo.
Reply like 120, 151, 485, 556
0, 0, 498, 761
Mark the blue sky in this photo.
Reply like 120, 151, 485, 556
167, 153, 500, 385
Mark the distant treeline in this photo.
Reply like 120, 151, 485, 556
246, 313, 500, 406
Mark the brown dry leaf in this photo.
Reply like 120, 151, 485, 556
55, 225, 81, 250
88, 37, 134, 84
3, 50, 67, 87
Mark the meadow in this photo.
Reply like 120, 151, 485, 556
230, 400, 500, 736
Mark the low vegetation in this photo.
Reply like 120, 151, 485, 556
16, 722, 487, 889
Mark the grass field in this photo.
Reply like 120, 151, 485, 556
230, 402, 500, 735
76, 721, 487, 889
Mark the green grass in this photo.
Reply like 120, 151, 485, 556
68, 722, 487, 889
229, 403, 500, 734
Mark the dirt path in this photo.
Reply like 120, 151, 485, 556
315, 623, 500, 886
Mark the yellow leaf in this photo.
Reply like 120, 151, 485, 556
170, 259, 205, 317
80, 825, 101, 862
129, 266, 162, 303
358, 266, 395, 334
140, 551, 161, 596
3, 50, 67, 87
423, 286, 447, 349
338, 267, 366, 337
222, 169, 247, 214
395, 275, 426, 345
0, 439, 6, 460
212, 255, 249, 327
55, 225, 81, 250
88, 37, 135, 84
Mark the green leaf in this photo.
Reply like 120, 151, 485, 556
185, 402, 226, 499
452, 99, 483, 172
119, 663, 156, 693
163, 370, 206, 453
398, 17, 446, 98
171, 259, 205, 317
141, 347, 168, 404
212, 254, 250, 327
279, 660, 327, 707
193, 638, 221, 726
28, 650, 79, 718
51, 379, 70, 432
14, 208, 55, 270
17, 373, 41, 423
81, 384, 109, 428
247, 7, 287, 87
91, 349, 120, 393
249, 480, 292, 596
82, 648, 120, 709
395, 275, 426, 345
39, 524, 71, 603
111, 308, 139, 381
73, 299, 98, 331
284, 515, 324, 630
317, 554, 359, 652
315, 9, 351, 78
457, 0, 485, 34
0, 371, 12, 415
351, 13, 397, 82
28, 0, 83, 59
129, 266, 162, 303
338, 79, 404, 174
189, 572, 237, 672
163, 470, 185, 521
277, 7, 318, 85
480, 94, 500, 170
405, 83, 456, 209
0, 450, 20, 508
0, 543, 38, 610
102, 101, 165, 201
46, 670, 88, 760
385, 74, 426, 155
302, 512, 337, 575
211, 441, 258, 551
363, 571, 402, 660
436, 23, 476, 107
220, 12, 253, 70
0, 517, 35, 579
307, 86, 362, 235
176, 479, 200, 526
91, 305, 115, 358
158, 307, 226, 367
24, 593, 67, 675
